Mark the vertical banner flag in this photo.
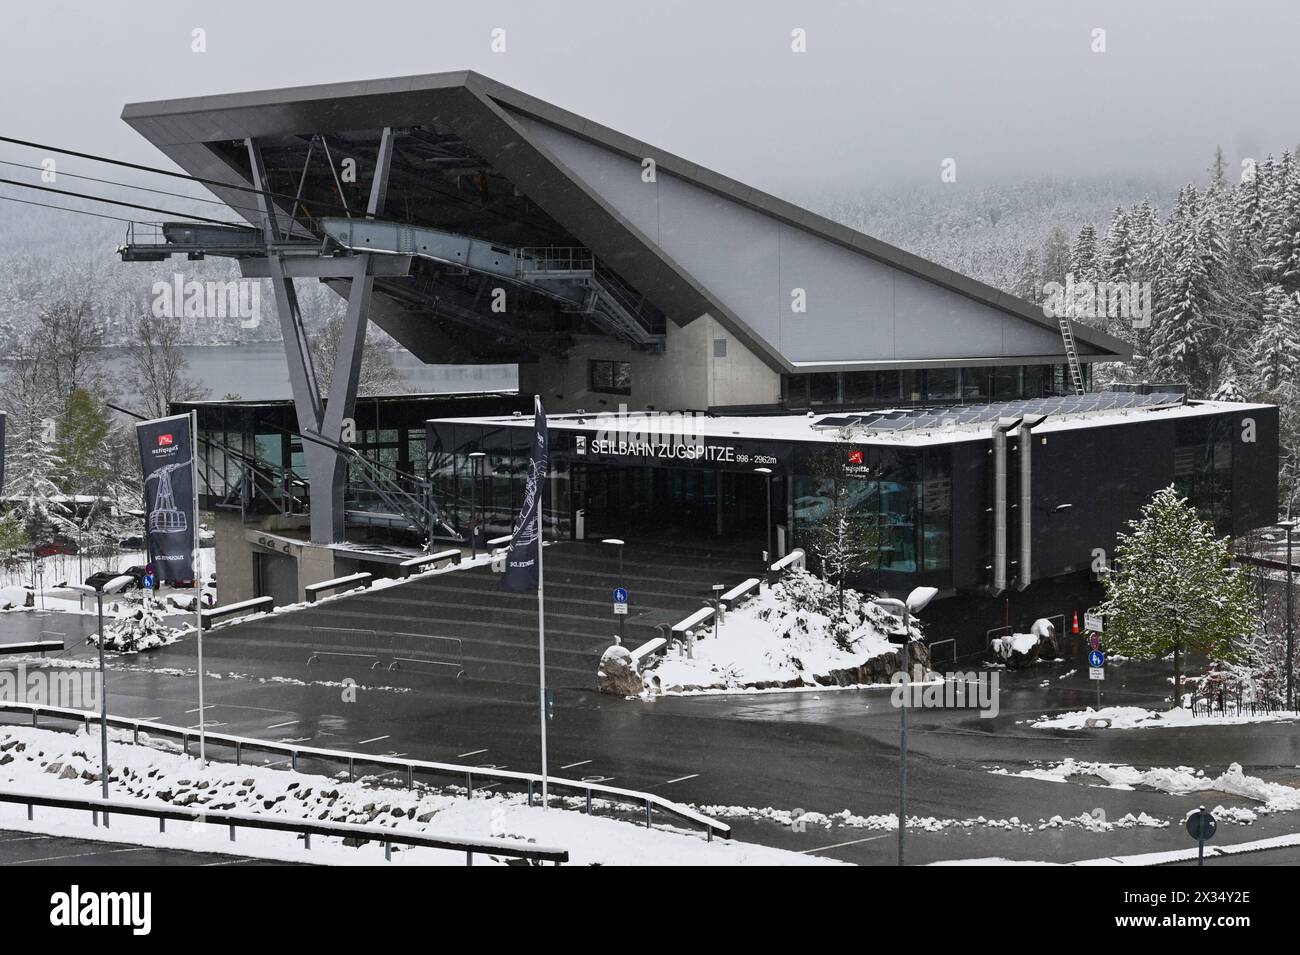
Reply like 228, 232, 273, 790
0, 411, 6, 495
135, 413, 197, 582
500, 398, 547, 592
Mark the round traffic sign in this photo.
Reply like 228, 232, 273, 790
1088, 649, 1105, 668
1089, 633, 1101, 651
613, 587, 628, 603
1186, 809, 1216, 842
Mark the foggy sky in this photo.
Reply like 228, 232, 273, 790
2, 0, 1298, 202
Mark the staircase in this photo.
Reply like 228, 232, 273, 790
206, 540, 764, 688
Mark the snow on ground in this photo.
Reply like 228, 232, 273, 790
647, 571, 915, 692
991, 759, 1300, 813
1029, 705, 1300, 730
697, 803, 1173, 834
0, 724, 836, 866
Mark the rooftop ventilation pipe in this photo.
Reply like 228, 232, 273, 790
991, 416, 1023, 595
1015, 414, 1048, 591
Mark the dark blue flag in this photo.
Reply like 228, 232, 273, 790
501, 399, 547, 592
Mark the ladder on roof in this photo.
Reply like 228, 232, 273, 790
1057, 315, 1086, 395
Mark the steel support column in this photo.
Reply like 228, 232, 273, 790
246, 130, 393, 544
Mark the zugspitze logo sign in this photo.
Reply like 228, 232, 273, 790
158, 434, 173, 447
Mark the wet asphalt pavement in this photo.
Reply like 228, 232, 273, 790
3, 607, 1300, 865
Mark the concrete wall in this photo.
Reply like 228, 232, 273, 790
519, 313, 778, 412
212, 510, 257, 606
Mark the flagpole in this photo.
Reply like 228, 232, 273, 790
535, 394, 548, 808
191, 409, 205, 765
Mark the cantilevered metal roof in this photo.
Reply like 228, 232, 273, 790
122, 71, 1132, 373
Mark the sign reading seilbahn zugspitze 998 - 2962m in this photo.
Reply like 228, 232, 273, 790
135, 413, 197, 582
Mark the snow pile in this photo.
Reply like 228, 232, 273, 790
993, 759, 1300, 812
990, 633, 1039, 659
646, 570, 921, 693
0, 584, 32, 610
1030, 705, 1300, 730
89, 599, 186, 653
0, 725, 837, 866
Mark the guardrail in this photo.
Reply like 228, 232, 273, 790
201, 596, 274, 630
0, 702, 730, 841
0, 640, 64, 657
305, 572, 372, 603
0, 787, 567, 865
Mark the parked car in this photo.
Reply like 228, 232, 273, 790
118, 535, 145, 550
34, 537, 78, 557
83, 570, 131, 592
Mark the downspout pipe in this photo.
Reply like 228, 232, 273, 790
1016, 414, 1048, 591
991, 416, 1022, 595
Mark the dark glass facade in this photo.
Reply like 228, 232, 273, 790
781, 363, 1091, 411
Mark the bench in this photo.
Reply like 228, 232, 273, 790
0, 640, 64, 657
398, 549, 462, 578
719, 577, 760, 611
200, 596, 274, 630
630, 637, 668, 666
767, 548, 806, 581
304, 572, 372, 603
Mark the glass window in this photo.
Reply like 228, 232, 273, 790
926, 369, 959, 403
879, 481, 919, 572
961, 368, 990, 402
809, 373, 839, 405
993, 366, 1021, 401
589, 359, 631, 395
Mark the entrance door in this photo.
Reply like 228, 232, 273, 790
576, 463, 769, 548
256, 551, 298, 606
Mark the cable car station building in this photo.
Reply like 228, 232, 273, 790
119, 72, 1279, 642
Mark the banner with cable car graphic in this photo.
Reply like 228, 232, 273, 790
136, 413, 197, 582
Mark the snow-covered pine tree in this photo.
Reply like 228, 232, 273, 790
1012, 248, 1042, 305
1253, 285, 1300, 393
1098, 486, 1255, 708
1262, 151, 1300, 294
1149, 187, 1222, 392
1, 357, 72, 545
1070, 223, 1101, 283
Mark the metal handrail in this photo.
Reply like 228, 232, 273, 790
0, 787, 567, 865
0, 702, 730, 840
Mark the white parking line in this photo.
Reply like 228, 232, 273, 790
267, 720, 298, 729
799, 833, 893, 853
357, 735, 390, 745
560, 759, 591, 770
663, 774, 699, 785
457, 748, 487, 758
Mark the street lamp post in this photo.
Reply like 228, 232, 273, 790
754, 467, 773, 582
871, 586, 938, 867
602, 538, 626, 643
1281, 520, 1296, 710
467, 451, 487, 559
69, 575, 134, 803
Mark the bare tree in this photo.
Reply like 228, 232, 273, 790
125, 314, 207, 418
309, 314, 406, 396
31, 293, 108, 406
